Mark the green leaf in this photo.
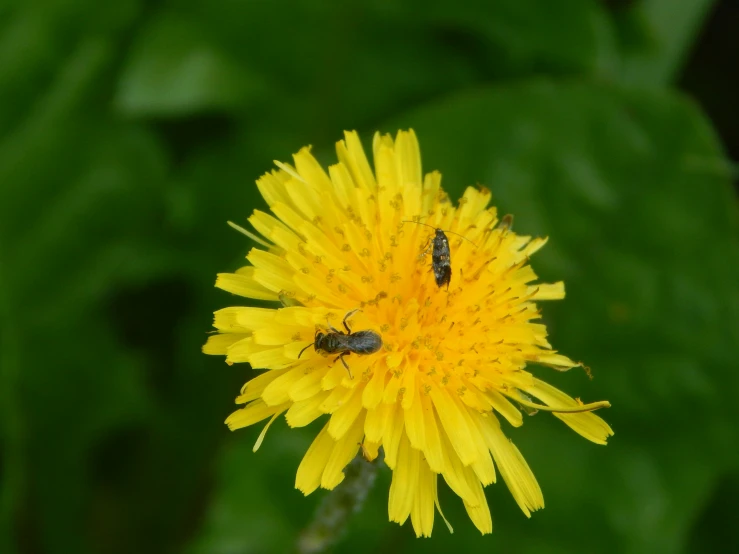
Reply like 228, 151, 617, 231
171, 0, 608, 152
607, 0, 717, 86
0, 1, 140, 136
371, 0, 607, 74
115, 14, 268, 117
0, 116, 171, 553
0, 25, 184, 552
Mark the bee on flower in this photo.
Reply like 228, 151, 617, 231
203, 130, 612, 537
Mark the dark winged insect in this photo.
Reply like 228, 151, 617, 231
298, 309, 382, 379
403, 220, 477, 290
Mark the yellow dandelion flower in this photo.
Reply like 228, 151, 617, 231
204, 130, 613, 537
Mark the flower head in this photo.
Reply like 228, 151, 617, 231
204, 130, 612, 536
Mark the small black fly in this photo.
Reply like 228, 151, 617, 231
403, 220, 477, 290
298, 309, 382, 379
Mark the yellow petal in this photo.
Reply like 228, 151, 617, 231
361, 363, 387, 409
273, 160, 303, 183
364, 402, 392, 443
410, 460, 435, 538
262, 366, 306, 405
382, 370, 403, 404
212, 307, 252, 332
437, 431, 477, 506
396, 130, 423, 218
530, 281, 565, 300
225, 399, 289, 431
289, 369, 325, 402
336, 130, 377, 193
321, 363, 348, 391
400, 368, 417, 410
228, 306, 277, 330
202, 333, 250, 355
319, 385, 354, 414
253, 411, 283, 452
404, 392, 426, 452
215, 272, 279, 301
253, 325, 306, 346
419, 393, 444, 473
328, 163, 359, 212
521, 236, 548, 257
247, 246, 293, 277
255, 168, 291, 207
295, 220, 347, 269
533, 352, 579, 370
268, 201, 309, 238
327, 386, 363, 439
249, 250, 297, 294
374, 134, 400, 198
274, 306, 329, 327
441, 386, 492, 470
292, 272, 347, 307
296, 423, 334, 495
475, 413, 543, 517
421, 170, 442, 213
294, 147, 333, 189
458, 382, 492, 412
429, 385, 478, 466
361, 439, 380, 462
460, 458, 492, 535
464, 496, 492, 535
484, 389, 523, 427
236, 368, 291, 404
382, 403, 405, 470
248, 346, 295, 369
525, 378, 614, 444
457, 185, 491, 225
284, 184, 330, 229
433, 476, 454, 534
454, 402, 495, 486
286, 392, 330, 428
248, 210, 300, 249
224, 337, 273, 364
388, 433, 420, 525
507, 389, 610, 414
321, 412, 365, 489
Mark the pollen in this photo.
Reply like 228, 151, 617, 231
204, 129, 612, 538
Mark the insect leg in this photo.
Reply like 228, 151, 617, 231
335, 352, 353, 379
342, 309, 361, 333
420, 236, 433, 257
326, 316, 341, 334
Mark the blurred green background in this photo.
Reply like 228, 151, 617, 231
1, 1, 738, 553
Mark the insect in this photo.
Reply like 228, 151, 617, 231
403, 220, 477, 290
298, 309, 382, 378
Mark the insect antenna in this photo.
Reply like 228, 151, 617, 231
298, 342, 315, 358
444, 229, 478, 248
402, 220, 478, 248
402, 219, 437, 231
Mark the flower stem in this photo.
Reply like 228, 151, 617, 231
296, 455, 379, 554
